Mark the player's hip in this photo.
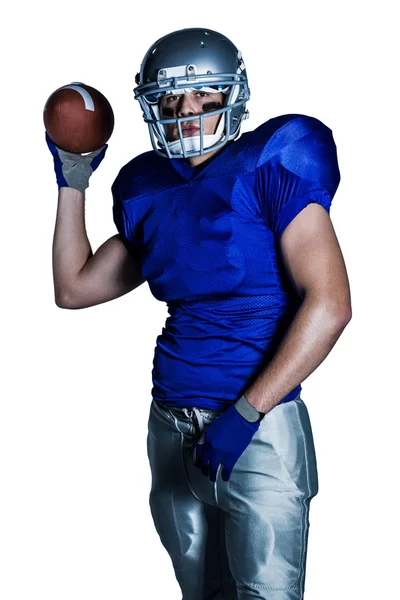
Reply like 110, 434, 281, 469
147, 394, 318, 498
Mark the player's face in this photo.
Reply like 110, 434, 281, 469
159, 90, 224, 142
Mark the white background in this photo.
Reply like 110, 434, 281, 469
1, 1, 399, 598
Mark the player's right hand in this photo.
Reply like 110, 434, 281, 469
45, 132, 108, 195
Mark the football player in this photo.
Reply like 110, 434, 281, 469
47, 27, 351, 600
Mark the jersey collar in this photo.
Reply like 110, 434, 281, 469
169, 140, 236, 181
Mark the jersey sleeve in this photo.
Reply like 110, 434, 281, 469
111, 172, 140, 257
255, 115, 340, 237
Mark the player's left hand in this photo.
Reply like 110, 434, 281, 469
194, 404, 260, 482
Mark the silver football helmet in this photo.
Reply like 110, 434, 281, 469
134, 28, 250, 159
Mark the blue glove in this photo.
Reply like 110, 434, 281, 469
46, 132, 108, 195
194, 399, 262, 482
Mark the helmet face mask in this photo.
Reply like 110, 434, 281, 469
158, 89, 226, 155
134, 28, 250, 159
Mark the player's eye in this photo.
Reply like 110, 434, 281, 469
165, 94, 180, 102
195, 92, 209, 98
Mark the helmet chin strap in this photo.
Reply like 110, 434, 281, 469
166, 135, 219, 155
166, 129, 225, 155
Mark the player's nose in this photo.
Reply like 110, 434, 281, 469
177, 93, 197, 117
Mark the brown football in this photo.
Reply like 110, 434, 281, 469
43, 82, 114, 153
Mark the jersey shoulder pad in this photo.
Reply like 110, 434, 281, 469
252, 114, 334, 168
233, 114, 311, 173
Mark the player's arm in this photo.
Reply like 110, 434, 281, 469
244, 203, 352, 414
280, 203, 351, 312
54, 188, 145, 309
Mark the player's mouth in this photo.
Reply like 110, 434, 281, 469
181, 125, 200, 137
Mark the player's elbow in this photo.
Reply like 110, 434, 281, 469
330, 290, 352, 328
332, 304, 352, 331
304, 289, 352, 332
54, 292, 80, 310
321, 296, 352, 332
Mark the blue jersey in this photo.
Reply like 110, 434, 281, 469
112, 114, 340, 410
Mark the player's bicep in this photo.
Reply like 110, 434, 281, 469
279, 204, 351, 317
61, 234, 146, 309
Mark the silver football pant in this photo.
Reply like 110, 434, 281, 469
146, 394, 319, 599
